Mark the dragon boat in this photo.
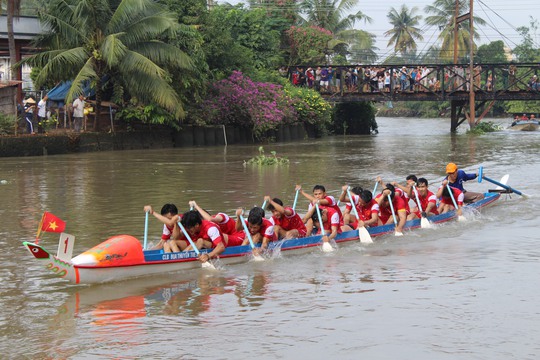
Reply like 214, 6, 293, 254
23, 188, 507, 285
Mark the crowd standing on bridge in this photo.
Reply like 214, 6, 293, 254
285, 65, 540, 95
144, 162, 484, 263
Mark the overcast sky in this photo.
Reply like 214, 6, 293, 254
216, 0, 540, 59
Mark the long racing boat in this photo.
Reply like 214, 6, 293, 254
23, 189, 505, 285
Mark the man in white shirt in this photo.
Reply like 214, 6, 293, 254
72, 95, 85, 132
37, 95, 48, 133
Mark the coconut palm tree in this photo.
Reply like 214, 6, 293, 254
424, 0, 486, 62
19, 0, 193, 129
384, 5, 424, 57
299, 0, 375, 61
300, 0, 371, 33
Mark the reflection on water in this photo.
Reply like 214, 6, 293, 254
2, 117, 540, 358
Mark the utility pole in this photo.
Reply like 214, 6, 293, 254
468, 0, 475, 128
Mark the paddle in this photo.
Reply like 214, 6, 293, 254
177, 220, 216, 269
446, 184, 466, 221
373, 181, 378, 194
346, 187, 373, 244
412, 185, 431, 229
478, 166, 529, 197
239, 214, 265, 261
387, 193, 403, 236
292, 188, 300, 211
143, 210, 149, 250
315, 202, 334, 252
261, 199, 267, 210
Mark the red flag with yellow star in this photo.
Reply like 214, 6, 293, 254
38, 211, 66, 235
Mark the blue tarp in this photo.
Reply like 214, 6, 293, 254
47, 81, 94, 106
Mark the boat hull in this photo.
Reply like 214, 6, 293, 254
23, 192, 501, 284
509, 120, 539, 131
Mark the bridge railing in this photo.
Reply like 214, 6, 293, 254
286, 63, 540, 100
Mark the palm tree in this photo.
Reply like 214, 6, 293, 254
384, 5, 423, 56
19, 0, 193, 129
299, 0, 375, 61
424, 0, 486, 62
1, 0, 22, 80
300, 0, 371, 33
339, 29, 378, 63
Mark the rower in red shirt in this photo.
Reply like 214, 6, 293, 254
407, 178, 439, 220
296, 184, 343, 236
375, 184, 408, 234
181, 210, 226, 264
303, 203, 341, 245
436, 180, 465, 217
189, 201, 245, 247
235, 207, 276, 253
339, 185, 380, 230
143, 203, 183, 253
264, 196, 307, 239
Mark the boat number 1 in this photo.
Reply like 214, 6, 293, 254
57, 233, 75, 261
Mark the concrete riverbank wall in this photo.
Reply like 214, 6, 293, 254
0, 124, 312, 157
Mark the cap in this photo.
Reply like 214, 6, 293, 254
24, 98, 36, 104
446, 163, 458, 174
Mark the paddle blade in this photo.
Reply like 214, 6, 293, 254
395, 231, 404, 237
358, 227, 373, 244
495, 174, 510, 189
202, 261, 217, 270
458, 215, 467, 222
252, 254, 265, 262
420, 217, 432, 229
322, 242, 334, 252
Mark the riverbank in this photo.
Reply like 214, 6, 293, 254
0, 124, 312, 157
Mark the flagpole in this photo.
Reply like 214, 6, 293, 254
35, 212, 45, 244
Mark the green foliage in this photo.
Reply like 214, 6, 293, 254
513, 17, 540, 62
115, 102, 178, 130
244, 146, 289, 166
38, 113, 58, 131
467, 121, 503, 134
476, 41, 509, 64
0, 112, 17, 135
287, 25, 333, 65
200, 4, 283, 78
283, 83, 333, 135
505, 100, 540, 114
333, 102, 377, 134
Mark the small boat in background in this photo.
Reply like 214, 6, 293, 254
509, 114, 539, 131
509, 120, 539, 131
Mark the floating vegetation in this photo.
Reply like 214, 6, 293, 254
244, 146, 289, 166
467, 121, 504, 135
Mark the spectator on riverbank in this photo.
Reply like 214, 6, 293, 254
37, 95, 48, 134
72, 94, 85, 132
23, 98, 36, 134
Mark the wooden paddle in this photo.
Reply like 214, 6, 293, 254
239, 214, 265, 261
478, 166, 529, 197
446, 184, 466, 221
177, 220, 216, 269
315, 202, 334, 252
412, 185, 431, 229
346, 187, 373, 244
387, 193, 403, 236
143, 210, 149, 250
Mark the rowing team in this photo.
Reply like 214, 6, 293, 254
144, 162, 484, 263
